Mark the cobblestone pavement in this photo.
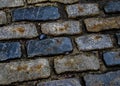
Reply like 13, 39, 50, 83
0, 0, 120, 86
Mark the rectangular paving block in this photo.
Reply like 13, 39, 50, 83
84, 70, 120, 86
37, 78, 81, 86
54, 53, 100, 74
12, 6, 60, 21
104, 1, 120, 13
27, 0, 48, 4
0, 58, 50, 85
41, 21, 82, 36
103, 50, 120, 66
66, 3, 99, 18
26, 37, 73, 57
0, 23, 38, 40
50, 0, 79, 4
0, 0, 24, 8
0, 11, 7, 25
84, 17, 120, 32
75, 34, 113, 51
0, 42, 21, 61
116, 33, 120, 45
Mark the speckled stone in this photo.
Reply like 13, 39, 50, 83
104, 1, 120, 13
12, 6, 60, 21
66, 3, 99, 18
26, 37, 73, 57
0, 0, 24, 8
103, 50, 120, 66
0, 58, 50, 85
41, 21, 82, 36
116, 33, 120, 45
84, 17, 120, 32
0, 42, 21, 61
75, 34, 113, 51
50, 0, 79, 4
27, 0, 48, 4
0, 11, 7, 25
84, 70, 120, 86
37, 78, 81, 86
0, 23, 38, 40
54, 53, 100, 74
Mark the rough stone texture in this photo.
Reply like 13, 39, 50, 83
103, 50, 120, 66
27, 0, 48, 4
37, 78, 81, 86
0, 0, 24, 8
75, 34, 113, 51
66, 3, 99, 18
0, 11, 7, 25
12, 6, 60, 21
104, 1, 120, 13
116, 33, 120, 45
0, 42, 21, 61
84, 70, 120, 86
0, 23, 38, 40
27, 37, 73, 57
0, 58, 50, 85
41, 21, 82, 36
50, 0, 79, 4
54, 53, 100, 74
84, 17, 120, 32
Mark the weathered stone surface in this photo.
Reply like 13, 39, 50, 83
75, 34, 113, 51
104, 1, 120, 13
0, 11, 7, 25
12, 6, 60, 21
0, 0, 24, 8
0, 23, 38, 40
0, 42, 21, 61
41, 21, 82, 36
0, 58, 50, 85
27, 37, 73, 57
54, 53, 100, 74
84, 17, 120, 32
103, 50, 120, 66
50, 0, 79, 4
37, 78, 81, 86
116, 33, 120, 45
84, 70, 120, 86
66, 3, 99, 18
27, 0, 48, 4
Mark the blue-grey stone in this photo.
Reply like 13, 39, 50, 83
39, 34, 47, 40
104, 1, 120, 13
37, 78, 81, 86
12, 6, 60, 21
116, 33, 120, 45
103, 51, 120, 66
0, 42, 21, 61
84, 70, 120, 86
26, 37, 73, 57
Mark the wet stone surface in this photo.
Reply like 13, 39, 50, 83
0, 11, 7, 25
12, 6, 60, 21
54, 53, 100, 74
0, 42, 21, 61
116, 33, 120, 45
103, 50, 120, 66
0, 58, 50, 85
84, 70, 120, 86
37, 78, 81, 86
66, 3, 99, 18
104, 1, 120, 13
41, 21, 82, 36
0, 23, 38, 40
75, 34, 113, 51
26, 37, 73, 57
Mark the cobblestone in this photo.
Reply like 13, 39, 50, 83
66, 3, 99, 18
50, 0, 79, 4
0, 11, 7, 25
54, 53, 100, 74
27, 37, 73, 57
41, 21, 82, 36
84, 70, 120, 86
116, 33, 120, 45
37, 78, 81, 86
75, 34, 113, 51
0, 23, 38, 40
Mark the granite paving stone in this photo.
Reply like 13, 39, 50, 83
0, 11, 7, 25
116, 33, 120, 45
